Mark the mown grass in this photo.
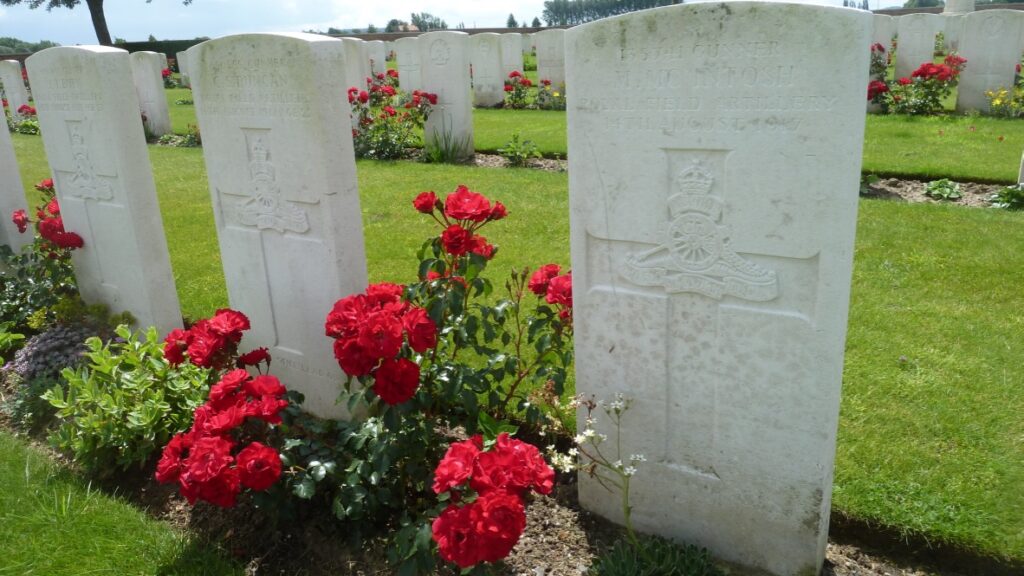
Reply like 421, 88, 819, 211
0, 431, 242, 575
9, 94, 1024, 562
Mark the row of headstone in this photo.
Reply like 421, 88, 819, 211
0, 60, 31, 114
130, 51, 172, 137
10, 4, 871, 572
873, 11, 1024, 113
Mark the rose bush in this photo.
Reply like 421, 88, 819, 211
348, 70, 438, 160
503, 70, 532, 109
872, 53, 967, 115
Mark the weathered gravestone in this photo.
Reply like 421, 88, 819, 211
26, 46, 182, 335
0, 60, 30, 115
158, 52, 169, 73
535, 29, 566, 87
567, 4, 870, 575
0, 116, 32, 252
956, 10, 1024, 112
523, 32, 533, 55
500, 32, 524, 78
130, 51, 172, 137
395, 37, 422, 93
419, 31, 473, 160
367, 40, 388, 76
176, 50, 191, 88
896, 14, 944, 79
872, 14, 896, 52
470, 33, 504, 107
943, 14, 965, 53
190, 33, 368, 418
342, 38, 369, 91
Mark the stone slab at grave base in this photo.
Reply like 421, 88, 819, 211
567, 3, 870, 575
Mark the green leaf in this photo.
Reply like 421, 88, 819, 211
293, 477, 316, 499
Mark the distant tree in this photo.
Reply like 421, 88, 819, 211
532, 16, 541, 27
367, 23, 378, 33
456, 21, 466, 29
147, 33, 157, 41
543, 0, 682, 26
520, 20, 527, 28
410, 12, 447, 31
0, 36, 59, 53
507, 13, 518, 27
902, 0, 943, 6
385, 18, 406, 32
327, 27, 344, 34
0, 0, 195, 47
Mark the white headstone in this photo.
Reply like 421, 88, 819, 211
26, 46, 182, 335
895, 14, 944, 79
129, 51, 172, 137
522, 33, 533, 55
158, 52, 169, 72
945, 0, 975, 14
0, 60, 30, 116
0, 118, 32, 252
189, 33, 368, 419
942, 14, 965, 53
470, 33, 504, 108
500, 33, 525, 79
367, 40, 388, 76
535, 29, 566, 88
872, 14, 896, 52
181, 44, 203, 90
419, 31, 473, 159
956, 10, 1024, 112
567, 4, 869, 575
175, 51, 191, 88
1019, 151, 1024, 184
395, 37, 422, 93
342, 38, 369, 90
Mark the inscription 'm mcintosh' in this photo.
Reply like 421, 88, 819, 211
623, 159, 778, 301
236, 134, 309, 234
64, 120, 115, 200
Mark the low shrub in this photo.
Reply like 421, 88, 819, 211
536, 79, 566, 111
590, 538, 724, 576
349, 70, 436, 160
989, 183, 1024, 210
924, 178, 962, 201
503, 70, 532, 109
498, 132, 542, 167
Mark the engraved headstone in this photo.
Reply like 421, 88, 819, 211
158, 52, 169, 72
419, 31, 473, 160
342, 38, 369, 90
500, 32, 525, 78
471, 33, 504, 107
567, 4, 870, 575
367, 40, 388, 76
130, 51, 172, 137
872, 14, 896, 52
395, 37, 422, 93
176, 50, 191, 88
190, 33, 368, 418
0, 60, 30, 115
26, 46, 182, 334
943, 14, 965, 53
0, 118, 32, 252
956, 10, 1024, 112
535, 29, 566, 87
896, 14, 944, 79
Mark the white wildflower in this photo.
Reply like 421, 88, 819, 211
623, 466, 637, 477
630, 454, 646, 463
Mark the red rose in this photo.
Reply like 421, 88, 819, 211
897, 77, 912, 86
245, 394, 289, 424
444, 185, 492, 222
471, 490, 527, 563
238, 347, 271, 367
46, 198, 60, 216
413, 191, 438, 214
365, 282, 404, 307
357, 310, 404, 359
185, 435, 235, 483
867, 80, 888, 100
52, 231, 84, 249
403, 306, 437, 353
163, 328, 190, 365
441, 224, 474, 256
426, 92, 438, 105
11, 209, 28, 233
489, 201, 507, 221
155, 432, 191, 484
235, 442, 282, 491
194, 465, 241, 508
325, 294, 366, 339
372, 357, 419, 405
522, 78, 532, 87
387, 69, 399, 78
202, 404, 247, 435
471, 434, 554, 496
528, 264, 561, 296
35, 178, 53, 191
334, 338, 376, 376
244, 374, 285, 397
208, 369, 249, 408
546, 273, 572, 308
433, 504, 480, 568
433, 439, 480, 494
509, 71, 522, 78
468, 235, 495, 260
358, 90, 369, 104
186, 324, 226, 368
208, 308, 250, 341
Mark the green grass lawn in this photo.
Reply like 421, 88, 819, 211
0, 431, 242, 575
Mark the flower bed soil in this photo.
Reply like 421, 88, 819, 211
860, 178, 1005, 207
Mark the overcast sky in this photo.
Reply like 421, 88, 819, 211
1, 0, 871, 46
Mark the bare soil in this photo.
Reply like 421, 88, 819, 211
860, 177, 1004, 208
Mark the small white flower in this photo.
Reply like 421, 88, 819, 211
623, 466, 637, 477
583, 428, 596, 438
630, 453, 646, 463
568, 448, 578, 457
574, 434, 587, 445
612, 460, 624, 470
597, 433, 608, 443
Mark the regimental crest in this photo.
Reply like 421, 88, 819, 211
63, 121, 114, 200
237, 136, 309, 234
622, 159, 778, 301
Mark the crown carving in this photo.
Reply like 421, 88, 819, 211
674, 161, 714, 196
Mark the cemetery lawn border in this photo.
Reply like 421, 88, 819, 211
0, 431, 243, 575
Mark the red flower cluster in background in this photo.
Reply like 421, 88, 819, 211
155, 368, 289, 507
431, 433, 555, 568
867, 79, 889, 100
11, 178, 85, 250
163, 308, 268, 372
324, 282, 437, 405
16, 104, 36, 116
161, 67, 172, 78
414, 185, 506, 263
528, 264, 573, 323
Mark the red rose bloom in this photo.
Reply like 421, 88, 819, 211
509, 71, 522, 78
403, 306, 437, 353
441, 224, 474, 256
35, 178, 54, 191
235, 442, 282, 491
46, 198, 60, 216
468, 235, 495, 260
867, 80, 888, 100
53, 231, 84, 249
208, 369, 249, 408
489, 201, 507, 221
387, 69, 399, 78
208, 308, 250, 341
186, 324, 226, 368
372, 357, 419, 405
365, 282, 404, 306
358, 90, 369, 104
504, 84, 513, 92
238, 347, 271, 367
357, 311, 404, 358
897, 77, 912, 86
185, 435, 235, 483
11, 209, 28, 233
334, 338, 376, 376
471, 490, 527, 563
433, 504, 481, 568
325, 294, 366, 338
545, 273, 572, 308
444, 185, 492, 222
244, 394, 289, 424
244, 374, 285, 398
432, 438, 480, 494
528, 264, 561, 296
155, 432, 191, 484
413, 191, 438, 214
163, 328, 190, 365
